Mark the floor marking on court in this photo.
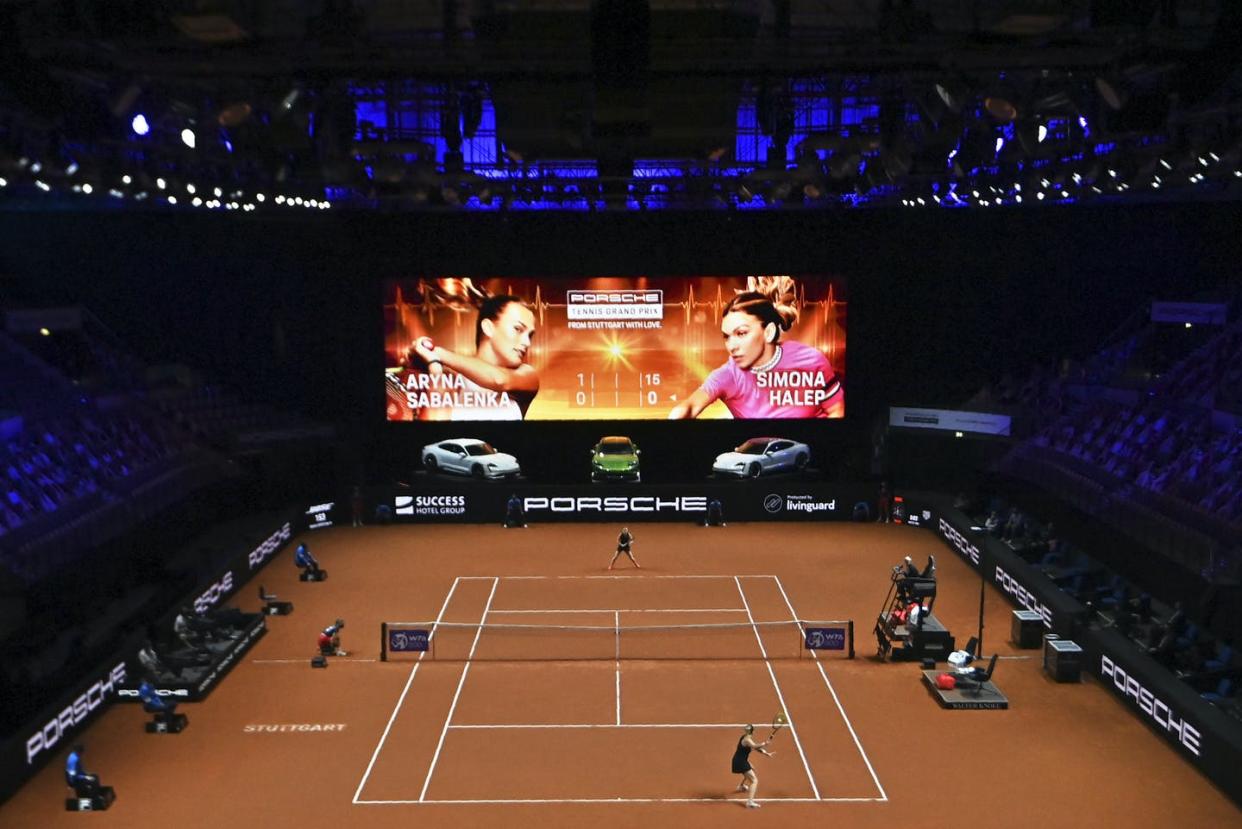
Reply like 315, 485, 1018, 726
486, 608, 748, 614
615, 610, 622, 725
448, 723, 752, 729
494, 574, 776, 580
734, 576, 821, 801
419, 576, 499, 802
358, 573, 877, 808
769, 575, 889, 803
351, 576, 461, 805
356, 796, 885, 805
253, 658, 376, 664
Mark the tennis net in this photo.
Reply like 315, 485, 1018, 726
380, 618, 854, 662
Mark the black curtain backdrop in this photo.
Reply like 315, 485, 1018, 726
1, 202, 1238, 485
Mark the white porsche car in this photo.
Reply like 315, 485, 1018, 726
713, 437, 811, 478
421, 439, 521, 480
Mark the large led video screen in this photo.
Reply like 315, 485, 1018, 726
384, 276, 846, 421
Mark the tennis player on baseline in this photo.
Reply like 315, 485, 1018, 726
731, 724, 774, 808
608, 527, 639, 570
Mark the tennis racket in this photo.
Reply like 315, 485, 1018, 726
767, 711, 788, 741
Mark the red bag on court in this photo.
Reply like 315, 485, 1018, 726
936, 673, 956, 690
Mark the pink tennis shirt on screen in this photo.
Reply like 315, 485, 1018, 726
700, 340, 841, 418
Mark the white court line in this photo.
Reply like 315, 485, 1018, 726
734, 576, 820, 801
357, 796, 884, 805
254, 658, 376, 664
770, 575, 888, 802
615, 610, 621, 725
351, 577, 461, 804
487, 608, 747, 614
418, 577, 499, 802
498, 574, 770, 580
448, 723, 750, 729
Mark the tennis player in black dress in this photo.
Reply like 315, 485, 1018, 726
731, 724, 774, 808
607, 527, 640, 569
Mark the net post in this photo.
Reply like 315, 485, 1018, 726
381, 622, 388, 662
848, 620, 855, 660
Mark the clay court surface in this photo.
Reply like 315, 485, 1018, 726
3, 521, 1239, 828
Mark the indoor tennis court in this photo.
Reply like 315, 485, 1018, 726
1, 521, 1237, 829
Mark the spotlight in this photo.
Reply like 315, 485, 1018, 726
982, 77, 1023, 123
132, 114, 150, 136
181, 128, 196, 149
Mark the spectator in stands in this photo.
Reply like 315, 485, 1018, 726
1165, 601, 1188, 636
1001, 508, 1023, 541
137, 642, 174, 679
173, 607, 211, 653
1149, 627, 1179, 667
984, 510, 1001, 535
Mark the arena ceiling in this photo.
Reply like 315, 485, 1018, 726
0, 0, 1239, 211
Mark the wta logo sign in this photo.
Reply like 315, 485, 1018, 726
804, 627, 846, 650
388, 629, 431, 653
938, 518, 981, 567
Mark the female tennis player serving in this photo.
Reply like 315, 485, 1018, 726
731, 724, 774, 808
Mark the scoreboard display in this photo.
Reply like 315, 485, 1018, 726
384, 276, 846, 422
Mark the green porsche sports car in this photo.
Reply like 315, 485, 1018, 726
590, 436, 641, 483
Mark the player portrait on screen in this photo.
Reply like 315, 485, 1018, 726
394, 280, 540, 420
668, 276, 844, 419
386, 274, 845, 421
